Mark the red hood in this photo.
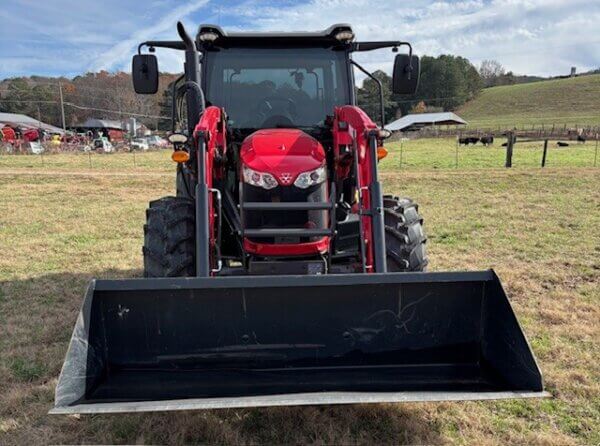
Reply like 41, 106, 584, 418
240, 129, 325, 186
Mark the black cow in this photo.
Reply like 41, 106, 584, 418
577, 134, 586, 144
557, 141, 570, 147
459, 137, 480, 145
480, 135, 494, 146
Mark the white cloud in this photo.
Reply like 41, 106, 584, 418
220, 0, 600, 77
90, 0, 209, 72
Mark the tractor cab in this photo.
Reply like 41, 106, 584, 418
203, 46, 348, 132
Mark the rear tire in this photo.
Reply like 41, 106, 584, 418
143, 196, 195, 277
383, 195, 428, 272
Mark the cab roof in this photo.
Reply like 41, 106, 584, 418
196, 23, 354, 49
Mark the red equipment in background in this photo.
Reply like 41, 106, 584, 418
1, 126, 17, 144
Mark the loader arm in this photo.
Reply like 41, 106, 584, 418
194, 106, 227, 274
333, 105, 387, 272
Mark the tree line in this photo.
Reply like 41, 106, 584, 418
356, 55, 483, 123
1, 55, 523, 129
0, 72, 177, 131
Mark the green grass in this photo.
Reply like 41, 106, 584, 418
8, 358, 47, 383
457, 74, 600, 128
0, 154, 598, 444
381, 137, 598, 170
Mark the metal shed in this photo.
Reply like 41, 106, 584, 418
385, 112, 467, 132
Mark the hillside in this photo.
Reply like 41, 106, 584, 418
457, 74, 600, 128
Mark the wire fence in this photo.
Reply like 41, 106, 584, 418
1, 136, 597, 172
395, 124, 600, 140
0, 147, 173, 171
383, 135, 599, 170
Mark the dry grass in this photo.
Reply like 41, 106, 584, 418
0, 155, 598, 444
0, 150, 173, 172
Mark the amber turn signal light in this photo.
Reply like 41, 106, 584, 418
377, 146, 388, 161
171, 150, 190, 163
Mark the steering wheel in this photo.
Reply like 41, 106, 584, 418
258, 96, 297, 118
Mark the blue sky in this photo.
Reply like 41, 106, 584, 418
1, 0, 599, 80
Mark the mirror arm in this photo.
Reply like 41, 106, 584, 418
352, 41, 413, 81
352, 41, 401, 52
350, 60, 385, 128
138, 41, 186, 54
403, 43, 414, 80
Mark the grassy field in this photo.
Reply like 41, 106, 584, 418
457, 74, 600, 129
384, 138, 599, 170
0, 150, 599, 444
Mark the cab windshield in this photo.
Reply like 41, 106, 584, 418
204, 47, 350, 130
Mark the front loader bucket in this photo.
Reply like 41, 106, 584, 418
51, 270, 547, 414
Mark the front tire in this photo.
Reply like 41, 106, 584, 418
383, 195, 428, 272
143, 196, 195, 277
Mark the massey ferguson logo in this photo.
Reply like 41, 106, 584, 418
279, 173, 292, 184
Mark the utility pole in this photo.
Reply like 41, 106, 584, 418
58, 82, 66, 131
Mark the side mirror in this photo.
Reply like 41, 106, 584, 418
392, 54, 420, 95
132, 54, 159, 94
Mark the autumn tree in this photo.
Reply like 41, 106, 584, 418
479, 59, 506, 87
410, 101, 427, 114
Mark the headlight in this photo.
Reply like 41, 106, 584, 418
293, 165, 327, 189
242, 165, 278, 190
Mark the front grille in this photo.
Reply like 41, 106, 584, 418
242, 183, 328, 244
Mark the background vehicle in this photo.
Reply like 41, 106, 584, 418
52, 22, 546, 415
145, 134, 167, 147
92, 137, 114, 152
130, 137, 149, 151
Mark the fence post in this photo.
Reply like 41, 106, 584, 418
133, 151, 137, 167
455, 138, 459, 168
541, 139, 548, 167
505, 132, 514, 168
88, 151, 92, 168
594, 135, 598, 167
399, 140, 403, 169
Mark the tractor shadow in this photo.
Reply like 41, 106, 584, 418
1, 270, 444, 445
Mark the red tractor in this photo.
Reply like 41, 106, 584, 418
53, 23, 545, 414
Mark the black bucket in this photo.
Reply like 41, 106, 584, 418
51, 270, 547, 414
